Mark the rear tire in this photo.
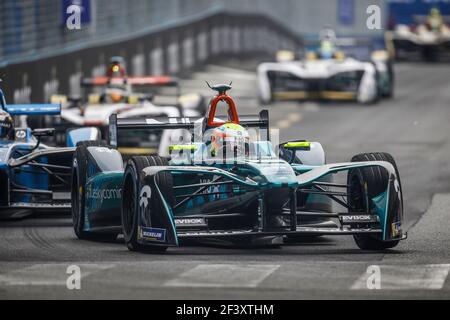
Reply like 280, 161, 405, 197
121, 156, 173, 253
348, 152, 402, 250
71, 141, 118, 241
383, 62, 395, 99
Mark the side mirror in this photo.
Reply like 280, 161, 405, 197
279, 141, 311, 164
31, 128, 55, 151
282, 141, 311, 151
169, 144, 198, 164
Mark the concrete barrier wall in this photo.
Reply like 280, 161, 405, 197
1, 0, 387, 65
0, 12, 301, 103
0, 0, 389, 103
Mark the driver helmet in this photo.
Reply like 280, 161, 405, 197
105, 87, 127, 103
428, 7, 443, 31
0, 110, 14, 140
107, 56, 126, 78
319, 28, 337, 59
210, 123, 249, 158
320, 40, 336, 59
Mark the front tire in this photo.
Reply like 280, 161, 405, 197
121, 156, 173, 253
348, 152, 402, 250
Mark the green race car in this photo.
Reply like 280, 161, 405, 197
71, 84, 406, 252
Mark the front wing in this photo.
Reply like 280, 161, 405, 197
135, 161, 405, 247
0, 148, 74, 216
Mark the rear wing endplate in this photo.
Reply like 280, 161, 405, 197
82, 76, 179, 87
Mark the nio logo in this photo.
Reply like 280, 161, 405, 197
139, 185, 152, 209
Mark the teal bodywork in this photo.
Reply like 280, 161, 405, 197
84, 171, 123, 231
82, 141, 404, 246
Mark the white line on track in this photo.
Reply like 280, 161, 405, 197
302, 102, 320, 112
0, 263, 114, 286
351, 264, 450, 290
288, 112, 303, 122
165, 264, 280, 288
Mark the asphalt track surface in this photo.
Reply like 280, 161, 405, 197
1, 61, 450, 299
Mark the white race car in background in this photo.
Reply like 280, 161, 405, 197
257, 29, 394, 105
26, 56, 205, 158
39, 76, 202, 157
388, 8, 450, 61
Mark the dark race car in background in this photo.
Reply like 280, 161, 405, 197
0, 86, 100, 219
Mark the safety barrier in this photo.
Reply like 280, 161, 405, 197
0, 11, 301, 103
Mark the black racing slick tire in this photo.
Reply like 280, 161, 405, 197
71, 141, 118, 241
368, 73, 381, 105
383, 62, 395, 99
121, 156, 173, 253
348, 152, 402, 250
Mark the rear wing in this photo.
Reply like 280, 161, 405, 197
81, 76, 179, 87
0, 88, 61, 116
412, 15, 450, 25
305, 37, 376, 49
304, 37, 387, 61
108, 110, 269, 148
4, 104, 61, 116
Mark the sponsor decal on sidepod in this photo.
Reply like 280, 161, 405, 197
86, 187, 122, 203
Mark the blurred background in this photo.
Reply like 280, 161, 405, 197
0, 0, 391, 102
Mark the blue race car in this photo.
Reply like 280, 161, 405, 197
0, 85, 101, 219
71, 84, 406, 250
